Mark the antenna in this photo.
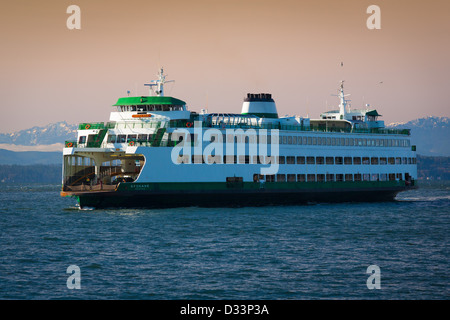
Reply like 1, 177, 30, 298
144, 67, 174, 96
331, 80, 351, 119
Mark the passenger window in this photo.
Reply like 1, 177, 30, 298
107, 135, 116, 143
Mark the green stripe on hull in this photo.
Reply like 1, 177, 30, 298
117, 180, 408, 192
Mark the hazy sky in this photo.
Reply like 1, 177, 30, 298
1, 0, 449, 133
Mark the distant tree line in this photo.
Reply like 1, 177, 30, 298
417, 155, 450, 181
0, 155, 449, 183
0, 164, 62, 183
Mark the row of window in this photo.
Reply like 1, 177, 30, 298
92, 133, 412, 149
197, 133, 411, 148
176, 155, 417, 165
252, 173, 408, 183
117, 105, 184, 112
277, 135, 411, 148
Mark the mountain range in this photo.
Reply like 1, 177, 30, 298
386, 116, 449, 157
0, 121, 77, 146
0, 117, 448, 165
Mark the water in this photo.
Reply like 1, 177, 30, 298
0, 182, 448, 300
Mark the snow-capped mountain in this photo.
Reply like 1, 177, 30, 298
386, 116, 450, 156
0, 121, 77, 146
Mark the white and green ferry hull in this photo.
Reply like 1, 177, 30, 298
68, 180, 414, 209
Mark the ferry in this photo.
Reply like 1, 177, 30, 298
61, 68, 417, 209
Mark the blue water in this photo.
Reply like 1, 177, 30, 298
0, 182, 448, 300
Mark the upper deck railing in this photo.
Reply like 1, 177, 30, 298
79, 120, 410, 135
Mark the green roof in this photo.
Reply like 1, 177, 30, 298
113, 96, 186, 106
366, 110, 381, 117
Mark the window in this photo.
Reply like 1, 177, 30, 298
266, 175, 275, 182
345, 174, 353, 181
297, 174, 306, 182
253, 174, 263, 182
276, 174, 286, 182
192, 155, 204, 164
107, 135, 116, 143
117, 135, 126, 143
286, 156, 295, 164
380, 157, 387, 165
336, 174, 344, 182
335, 157, 343, 165
253, 155, 263, 164
306, 156, 315, 164
225, 155, 236, 164
78, 136, 86, 144
362, 157, 370, 165
396, 157, 401, 164
238, 155, 246, 164
388, 157, 395, 165
353, 157, 361, 165
177, 155, 189, 164
326, 157, 334, 165
396, 173, 402, 180
307, 174, 316, 182
317, 174, 325, 182
278, 156, 285, 164
326, 174, 335, 182
297, 156, 305, 164
207, 155, 221, 164
316, 157, 324, 165
371, 157, 379, 165
288, 136, 292, 144
138, 134, 148, 142
266, 156, 276, 164
354, 173, 362, 181
389, 173, 396, 181
287, 174, 296, 182
363, 174, 370, 181
344, 157, 352, 165
372, 174, 379, 181
127, 135, 137, 142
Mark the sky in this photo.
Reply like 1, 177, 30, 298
0, 0, 449, 133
